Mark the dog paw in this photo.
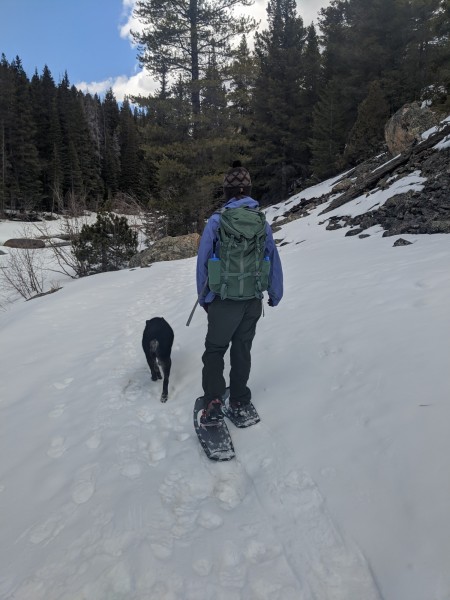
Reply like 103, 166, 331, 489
151, 375, 159, 382
157, 372, 162, 380
160, 394, 168, 403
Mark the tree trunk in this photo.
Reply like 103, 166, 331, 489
189, 0, 200, 137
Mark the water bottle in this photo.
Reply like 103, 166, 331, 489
208, 254, 221, 288
261, 255, 270, 290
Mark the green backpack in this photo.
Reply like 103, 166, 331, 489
208, 207, 270, 301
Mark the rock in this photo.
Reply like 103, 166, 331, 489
345, 227, 365, 237
3, 238, 46, 249
384, 102, 440, 155
347, 147, 450, 236
332, 178, 353, 193
129, 233, 200, 268
393, 238, 413, 246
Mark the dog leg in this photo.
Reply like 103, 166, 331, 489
160, 358, 171, 402
147, 352, 161, 381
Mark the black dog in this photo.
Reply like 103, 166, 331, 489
142, 317, 174, 403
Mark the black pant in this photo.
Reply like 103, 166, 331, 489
202, 297, 262, 405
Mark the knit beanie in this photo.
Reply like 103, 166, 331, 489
223, 160, 252, 199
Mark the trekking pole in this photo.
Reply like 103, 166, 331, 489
186, 279, 208, 327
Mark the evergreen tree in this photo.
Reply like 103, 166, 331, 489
30, 65, 63, 210
72, 212, 138, 276
404, 0, 449, 102
310, 77, 347, 179
132, 0, 255, 135
344, 80, 390, 165
298, 24, 323, 172
251, 0, 307, 202
0, 55, 14, 214
8, 57, 41, 210
101, 89, 121, 200
432, 0, 450, 109
119, 98, 143, 197
227, 35, 257, 136
200, 47, 228, 135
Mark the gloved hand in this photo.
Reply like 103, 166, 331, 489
268, 297, 274, 307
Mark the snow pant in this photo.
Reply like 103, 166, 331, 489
202, 297, 262, 407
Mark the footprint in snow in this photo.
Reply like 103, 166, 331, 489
120, 463, 142, 480
137, 406, 155, 424
48, 403, 65, 418
85, 433, 102, 449
52, 378, 74, 390
47, 436, 67, 458
218, 540, 247, 589
71, 464, 97, 504
192, 558, 213, 577
197, 510, 223, 530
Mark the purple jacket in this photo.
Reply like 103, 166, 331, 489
196, 197, 284, 306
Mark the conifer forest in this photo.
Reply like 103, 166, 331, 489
1, 0, 449, 234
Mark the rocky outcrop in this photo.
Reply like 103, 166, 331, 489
347, 146, 450, 236
130, 233, 200, 268
384, 102, 440, 155
3, 238, 45, 249
272, 111, 450, 238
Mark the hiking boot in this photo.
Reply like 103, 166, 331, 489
200, 398, 224, 426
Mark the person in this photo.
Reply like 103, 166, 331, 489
196, 161, 283, 425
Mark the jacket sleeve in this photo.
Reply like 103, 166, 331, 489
264, 222, 283, 306
196, 216, 219, 305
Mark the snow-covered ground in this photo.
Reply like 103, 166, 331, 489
1, 174, 450, 600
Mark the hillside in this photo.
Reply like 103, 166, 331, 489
1, 127, 450, 599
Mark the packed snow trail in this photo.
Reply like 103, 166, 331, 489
1, 181, 450, 598
0, 261, 381, 600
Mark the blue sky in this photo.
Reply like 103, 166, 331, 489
1, 0, 328, 100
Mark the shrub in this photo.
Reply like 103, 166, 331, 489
72, 212, 138, 276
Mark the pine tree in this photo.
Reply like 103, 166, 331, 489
8, 57, 41, 210
200, 47, 228, 135
119, 98, 143, 197
251, 0, 307, 202
101, 89, 121, 200
30, 65, 62, 210
0, 55, 14, 214
310, 77, 347, 179
132, 0, 256, 136
404, 0, 448, 101
228, 35, 256, 131
72, 212, 138, 276
344, 80, 390, 165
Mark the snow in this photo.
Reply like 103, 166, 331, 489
324, 171, 427, 218
421, 114, 450, 140
1, 177, 450, 600
434, 134, 450, 150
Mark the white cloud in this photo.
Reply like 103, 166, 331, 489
75, 70, 158, 102
120, 0, 143, 44
79, 0, 329, 101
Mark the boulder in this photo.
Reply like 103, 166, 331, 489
332, 178, 353, 193
130, 233, 200, 268
393, 238, 413, 246
384, 102, 440, 155
3, 238, 45, 249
